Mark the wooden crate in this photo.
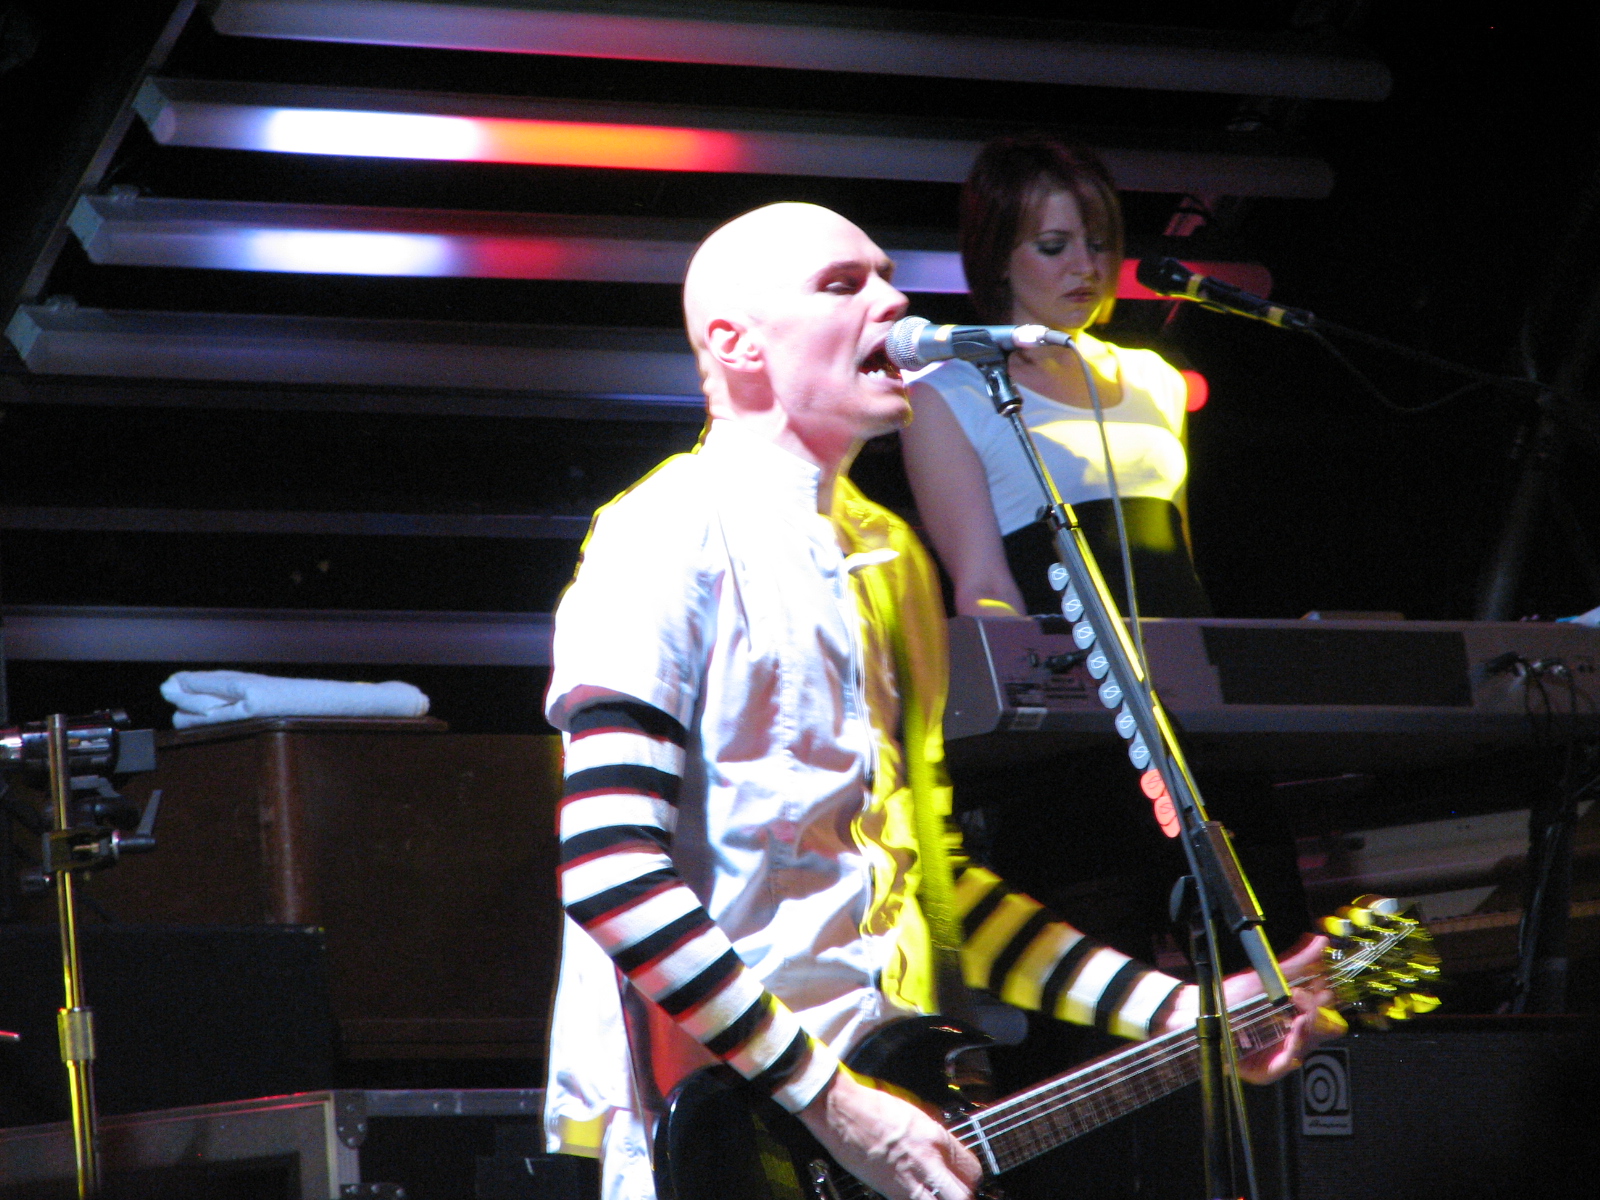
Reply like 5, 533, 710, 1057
12, 718, 564, 1062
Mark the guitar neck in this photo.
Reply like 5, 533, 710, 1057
950, 996, 1293, 1175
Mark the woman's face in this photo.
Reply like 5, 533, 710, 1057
1005, 187, 1111, 332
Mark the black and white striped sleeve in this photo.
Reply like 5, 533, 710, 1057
557, 698, 840, 1112
954, 863, 1184, 1040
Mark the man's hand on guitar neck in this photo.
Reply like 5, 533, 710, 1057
799, 1064, 983, 1200
1157, 934, 1347, 1085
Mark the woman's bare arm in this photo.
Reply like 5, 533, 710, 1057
901, 381, 1028, 617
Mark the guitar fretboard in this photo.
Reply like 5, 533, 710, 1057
950, 997, 1293, 1174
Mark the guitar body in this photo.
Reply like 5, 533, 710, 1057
654, 1018, 991, 1200
653, 896, 1437, 1200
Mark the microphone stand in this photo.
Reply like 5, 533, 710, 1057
1159, 270, 1600, 1018
47, 714, 101, 1199
965, 339, 1286, 1200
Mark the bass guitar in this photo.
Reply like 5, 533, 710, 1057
654, 896, 1439, 1200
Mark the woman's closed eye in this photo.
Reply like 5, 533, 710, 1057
1035, 236, 1105, 258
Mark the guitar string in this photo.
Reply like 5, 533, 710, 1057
955, 1000, 1299, 1168
953, 932, 1423, 1161
945, 996, 1291, 1161
949, 949, 1381, 1153
949, 981, 1302, 1143
813, 929, 1419, 1193
960, 926, 1410, 1140
947, 932, 1414, 1157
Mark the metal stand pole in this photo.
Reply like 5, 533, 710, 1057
48, 714, 100, 1199
1175, 876, 1235, 1200
1515, 781, 1580, 1013
968, 341, 1280, 1198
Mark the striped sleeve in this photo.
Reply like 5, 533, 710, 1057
557, 699, 839, 1112
953, 862, 1184, 1040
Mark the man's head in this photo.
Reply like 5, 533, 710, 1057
683, 203, 910, 467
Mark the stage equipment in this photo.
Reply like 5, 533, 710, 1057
63, 194, 1273, 298
898, 320, 1286, 1198
130, 77, 1336, 197
0, 1087, 576, 1200
886, 315, 1070, 366
13, 717, 565, 1064
1287, 1016, 1600, 1200
0, 925, 335, 1126
651, 897, 1436, 1200
944, 614, 1600, 772
2, 710, 159, 1199
1134, 258, 1312, 329
7, 304, 708, 396
208, 0, 1392, 102
1134, 254, 1599, 448
0, 605, 558, 666
1136, 255, 1600, 1015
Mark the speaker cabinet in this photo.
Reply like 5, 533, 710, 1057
1287, 1016, 1600, 1200
0, 925, 334, 1128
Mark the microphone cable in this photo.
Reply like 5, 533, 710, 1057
1062, 334, 1154, 692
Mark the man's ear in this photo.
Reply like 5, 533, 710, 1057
705, 317, 763, 373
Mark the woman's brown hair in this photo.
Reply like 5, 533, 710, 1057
960, 133, 1124, 325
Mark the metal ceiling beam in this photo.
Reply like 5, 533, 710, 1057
209, 0, 1391, 102
70, 195, 967, 288
69, 194, 1274, 296
7, 303, 706, 396
135, 77, 1336, 198
0, 372, 707, 421
0, 506, 591, 539
2, 605, 554, 665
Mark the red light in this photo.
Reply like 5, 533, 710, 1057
464, 237, 578, 278
1180, 369, 1209, 412
1140, 768, 1181, 838
474, 119, 742, 171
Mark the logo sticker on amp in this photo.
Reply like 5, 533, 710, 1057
1299, 1047, 1353, 1136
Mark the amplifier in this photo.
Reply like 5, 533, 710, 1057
1286, 1017, 1600, 1200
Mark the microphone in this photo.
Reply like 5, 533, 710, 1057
1136, 258, 1314, 330
884, 317, 1071, 371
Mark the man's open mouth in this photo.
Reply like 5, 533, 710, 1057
858, 344, 901, 381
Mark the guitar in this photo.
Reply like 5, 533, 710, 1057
654, 896, 1439, 1200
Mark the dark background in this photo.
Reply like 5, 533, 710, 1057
1, 1, 1598, 724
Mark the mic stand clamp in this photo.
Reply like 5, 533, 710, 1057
966, 330, 1284, 1200
8, 713, 161, 1199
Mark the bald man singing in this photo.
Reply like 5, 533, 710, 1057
542, 203, 1336, 1200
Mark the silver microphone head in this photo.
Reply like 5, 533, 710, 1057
884, 316, 933, 371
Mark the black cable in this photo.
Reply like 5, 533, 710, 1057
1303, 328, 1513, 416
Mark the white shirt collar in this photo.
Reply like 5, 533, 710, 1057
699, 418, 826, 518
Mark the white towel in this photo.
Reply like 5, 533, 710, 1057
1563, 604, 1600, 629
161, 670, 430, 728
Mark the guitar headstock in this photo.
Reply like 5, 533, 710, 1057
1320, 894, 1442, 1026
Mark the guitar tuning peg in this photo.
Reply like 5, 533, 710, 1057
1321, 916, 1356, 937
1410, 961, 1442, 979
1408, 993, 1442, 1014
1367, 896, 1407, 917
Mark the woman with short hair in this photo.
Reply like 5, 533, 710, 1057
901, 133, 1211, 619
